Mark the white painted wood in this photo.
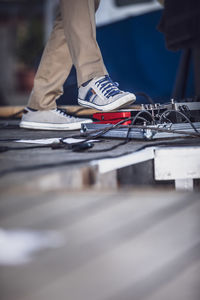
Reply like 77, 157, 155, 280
94, 147, 155, 174
175, 179, 194, 191
154, 147, 200, 180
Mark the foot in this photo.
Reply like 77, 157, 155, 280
19, 108, 92, 130
78, 75, 136, 111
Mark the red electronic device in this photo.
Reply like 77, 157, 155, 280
93, 111, 132, 125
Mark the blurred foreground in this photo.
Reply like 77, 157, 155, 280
1, 188, 200, 300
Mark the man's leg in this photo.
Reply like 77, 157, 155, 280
21, 12, 92, 130
21, 0, 135, 129
28, 0, 102, 110
28, 13, 73, 110
60, 0, 107, 87
60, 0, 135, 111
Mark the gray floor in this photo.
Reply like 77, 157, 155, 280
0, 119, 159, 191
1, 119, 200, 191
0, 119, 200, 300
1, 189, 200, 300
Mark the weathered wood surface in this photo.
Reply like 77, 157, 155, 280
0, 105, 96, 118
0, 118, 200, 300
0, 119, 153, 192
1, 119, 200, 192
0, 189, 200, 300
0, 105, 143, 118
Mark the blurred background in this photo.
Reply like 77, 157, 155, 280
0, 0, 195, 107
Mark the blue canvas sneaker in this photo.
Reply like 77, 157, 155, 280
78, 75, 136, 111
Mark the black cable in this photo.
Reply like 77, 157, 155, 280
0, 114, 150, 154
87, 140, 129, 153
0, 140, 94, 153
59, 113, 145, 153
0, 144, 58, 153
61, 110, 155, 143
135, 92, 155, 105
85, 125, 200, 153
160, 109, 200, 133
62, 118, 133, 144
134, 110, 155, 124
71, 109, 199, 153
137, 116, 150, 122
1, 108, 199, 174
1, 137, 199, 178
120, 124, 200, 138
1, 110, 199, 156
1, 103, 199, 159
4, 121, 197, 155
87, 115, 148, 153
0, 115, 199, 155
87, 114, 151, 153
59, 111, 200, 153
160, 114, 174, 124
125, 110, 153, 142
0, 113, 153, 154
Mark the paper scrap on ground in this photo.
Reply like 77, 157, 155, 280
0, 229, 65, 265
63, 138, 99, 144
16, 138, 99, 145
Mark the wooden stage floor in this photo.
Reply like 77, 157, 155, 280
0, 119, 169, 192
1, 118, 200, 192
0, 117, 200, 300
1, 188, 200, 300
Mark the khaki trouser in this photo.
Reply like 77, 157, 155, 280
28, 0, 107, 110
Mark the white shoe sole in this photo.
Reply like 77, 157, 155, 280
78, 94, 136, 111
19, 120, 92, 131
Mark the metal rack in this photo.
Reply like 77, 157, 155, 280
81, 122, 200, 140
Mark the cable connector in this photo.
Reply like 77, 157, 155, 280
51, 141, 94, 152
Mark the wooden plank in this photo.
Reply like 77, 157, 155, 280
0, 106, 96, 117
0, 191, 199, 300
154, 147, 200, 180
0, 105, 143, 118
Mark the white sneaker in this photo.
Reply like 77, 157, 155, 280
78, 75, 136, 111
19, 108, 92, 130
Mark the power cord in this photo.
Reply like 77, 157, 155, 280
160, 109, 200, 133
1, 137, 199, 178
0, 140, 94, 153
86, 112, 153, 153
135, 92, 155, 105
1, 108, 200, 155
